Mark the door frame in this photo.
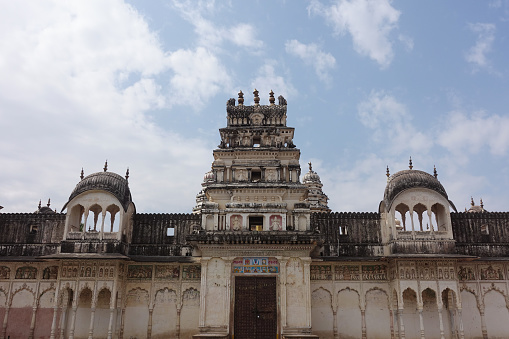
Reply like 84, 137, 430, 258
231, 274, 280, 338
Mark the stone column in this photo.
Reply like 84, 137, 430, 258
418, 307, 425, 339
437, 306, 445, 339
88, 306, 96, 339
68, 306, 77, 339
147, 307, 153, 339
398, 308, 406, 339
361, 309, 367, 339
119, 308, 126, 339
59, 305, 68, 339
456, 308, 465, 339
28, 305, 38, 339
199, 258, 209, 328
279, 258, 288, 329
389, 309, 396, 339
332, 310, 338, 339
107, 308, 115, 339
176, 306, 182, 339
50, 305, 59, 339
224, 258, 233, 333
100, 211, 106, 240
479, 306, 488, 339
302, 258, 312, 328
1, 305, 10, 339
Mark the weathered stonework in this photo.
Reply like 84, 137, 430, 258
1, 93, 509, 338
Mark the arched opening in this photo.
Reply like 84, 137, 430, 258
442, 288, 457, 337
337, 289, 361, 338
402, 288, 419, 338
60, 288, 74, 338
484, 290, 509, 337
6, 288, 34, 338
432, 203, 448, 232
104, 204, 120, 233
461, 290, 482, 338
422, 288, 440, 338
311, 288, 333, 339
152, 288, 178, 337
86, 204, 102, 232
68, 204, 85, 233
395, 203, 410, 231
365, 289, 391, 338
75, 288, 92, 338
94, 288, 111, 337
412, 203, 427, 231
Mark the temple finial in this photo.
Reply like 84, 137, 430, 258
104, 160, 108, 172
480, 198, 484, 209
38, 200, 41, 209
386, 166, 390, 179
433, 165, 437, 179
238, 90, 244, 105
409, 156, 413, 170
269, 90, 275, 105
125, 167, 130, 181
471, 196, 475, 206
308, 162, 313, 172
47, 198, 50, 207
253, 88, 260, 105
80, 168, 84, 180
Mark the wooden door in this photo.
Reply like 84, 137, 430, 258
234, 276, 277, 339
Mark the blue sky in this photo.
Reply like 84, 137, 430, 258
1, 0, 509, 213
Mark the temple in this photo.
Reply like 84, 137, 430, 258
1, 90, 509, 339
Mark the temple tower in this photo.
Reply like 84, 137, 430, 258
194, 89, 312, 232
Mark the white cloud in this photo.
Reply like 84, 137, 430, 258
0, 1, 212, 213
172, 0, 264, 50
249, 61, 297, 105
309, 0, 401, 68
167, 47, 232, 108
357, 91, 430, 154
285, 39, 336, 83
438, 110, 509, 157
465, 23, 496, 69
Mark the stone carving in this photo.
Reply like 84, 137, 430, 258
265, 169, 277, 182
155, 288, 177, 303
80, 265, 96, 278
227, 98, 235, 106
127, 265, 152, 279
155, 265, 180, 280
458, 266, 476, 281
362, 265, 387, 280
62, 264, 79, 278
335, 265, 360, 280
278, 95, 287, 105
15, 266, 37, 279
43, 266, 58, 280
0, 266, 10, 279
480, 265, 504, 280
269, 215, 282, 231
126, 288, 149, 306
182, 265, 201, 280
399, 267, 417, 280
311, 265, 332, 280
230, 215, 242, 231
236, 169, 247, 181
183, 288, 200, 306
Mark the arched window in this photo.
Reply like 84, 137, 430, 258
104, 204, 120, 232
395, 203, 410, 231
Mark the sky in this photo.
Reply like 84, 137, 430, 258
1, 0, 509, 214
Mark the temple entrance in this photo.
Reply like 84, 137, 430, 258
234, 276, 277, 339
